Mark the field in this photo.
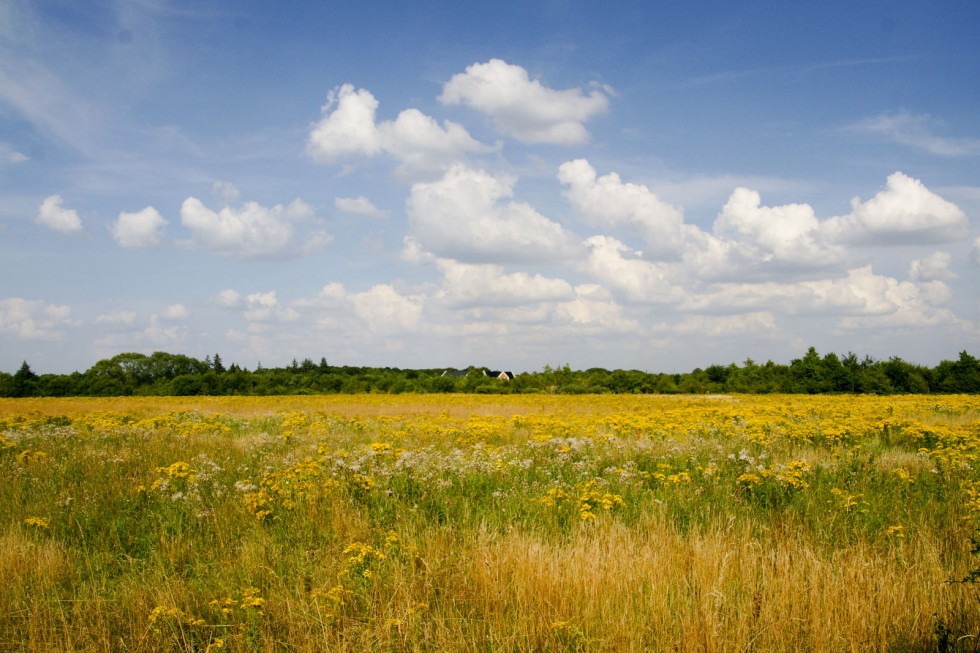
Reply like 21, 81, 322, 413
2, 394, 980, 652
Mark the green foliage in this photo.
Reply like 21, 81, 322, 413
2, 348, 978, 397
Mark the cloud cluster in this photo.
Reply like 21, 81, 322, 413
180, 197, 330, 259
822, 172, 969, 244
335, 196, 388, 218
307, 84, 489, 174
8, 56, 976, 371
111, 207, 168, 249
405, 164, 580, 263
35, 195, 82, 234
439, 59, 610, 145
0, 297, 71, 340
395, 154, 972, 345
307, 59, 611, 176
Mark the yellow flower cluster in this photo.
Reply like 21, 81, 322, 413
147, 605, 205, 630
15, 449, 47, 464
209, 587, 265, 617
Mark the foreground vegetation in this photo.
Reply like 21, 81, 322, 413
3, 394, 980, 651
3, 348, 979, 397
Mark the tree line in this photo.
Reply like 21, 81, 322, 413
1, 348, 979, 398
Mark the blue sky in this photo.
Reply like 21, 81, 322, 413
1, 0, 979, 374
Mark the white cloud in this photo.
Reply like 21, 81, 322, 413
140, 315, 186, 347
212, 181, 240, 203
214, 289, 242, 308
35, 194, 81, 234
351, 284, 423, 333
239, 290, 300, 323
555, 284, 641, 333
581, 235, 680, 303
94, 310, 137, 326
307, 84, 488, 173
0, 141, 27, 164
111, 206, 167, 249
381, 108, 490, 174
909, 251, 957, 281
713, 187, 844, 269
0, 297, 71, 340
243, 291, 280, 321
434, 259, 574, 307
335, 195, 388, 218
915, 280, 953, 307
307, 84, 383, 162
668, 312, 778, 338
161, 304, 188, 320
406, 164, 580, 263
971, 237, 980, 266
823, 172, 968, 244
558, 161, 849, 280
559, 159, 685, 256
852, 111, 980, 157
680, 266, 964, 332
179, 197, 325, 259
439, 59, 610, 145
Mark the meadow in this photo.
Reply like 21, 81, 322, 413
2, 393, 979, 651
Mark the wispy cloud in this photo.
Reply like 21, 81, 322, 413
684, 56, 918, 87
849, 110, 980, 157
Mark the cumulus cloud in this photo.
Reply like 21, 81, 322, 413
0, 297, 71, 340
111, 206, 167, 249
35, 194, 81, 234
214, 289, 243, 308
140, 316, 186, 347
179, 197, 328, 259
94, 310, 137, 326
852, 111, 980, 157
581, 236, 680, 303
555, 284, 641, 333
161, 304, 188, 320
434, 259, 575, 307
909, 251, 957, 281
557, 160, 852, 280
307, 84, 383, 161
240, 291, 298, 322
439, 59, 610, 145
559, 159, 685, 256
823, 172, 968, 244
351, 284, 423, 334
713, 187, 845, 269
680, 266, 963, 332
406, 164, 580, 263
972, 237, 980, 266
335, 195, 388, 218
307, 84, 488, 173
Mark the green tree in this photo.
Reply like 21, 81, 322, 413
12, 361, 39, 398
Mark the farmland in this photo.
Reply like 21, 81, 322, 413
2, 394, 980, 651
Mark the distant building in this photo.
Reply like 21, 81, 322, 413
441, 368, 514, 380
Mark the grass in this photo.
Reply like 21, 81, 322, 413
1, 394, 979, 651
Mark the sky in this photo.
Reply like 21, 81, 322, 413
1, 0, 979, 375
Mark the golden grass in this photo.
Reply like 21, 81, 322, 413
1, 394, 979, 651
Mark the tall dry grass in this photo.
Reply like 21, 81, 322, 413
1, 394, 978, 651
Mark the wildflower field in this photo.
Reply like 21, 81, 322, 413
2, 394, 980, 652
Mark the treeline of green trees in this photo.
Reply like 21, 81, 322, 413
1, 348, 979, 398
